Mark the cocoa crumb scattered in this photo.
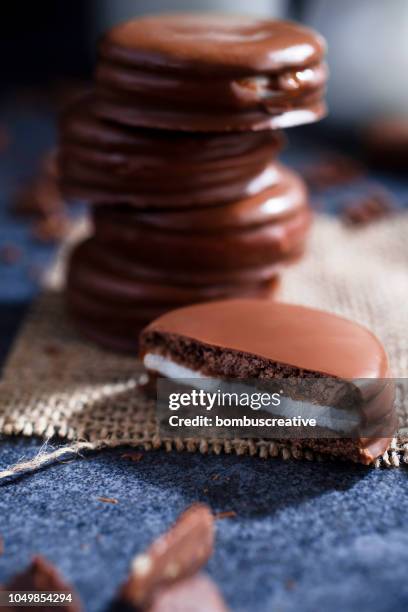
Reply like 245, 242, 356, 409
119, 504, 214, 610
303, 154, 365, 190
97, 496, 118, 505
0, 243, 22, 265
214, 511, 237, 520
210, 474, 220, 481
341, 189, 396, 227
0, 555, 81, 611
121, 451, 143, 462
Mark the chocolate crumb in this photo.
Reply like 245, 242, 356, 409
214, 511, 237, 520
341, 189, 396, 227
0, 243, 22, 265
0, 555, 81, 611
210, 474, 220, 481
121, 451, 143, 462
97, 496, 118, 505
120, 503, 214, 609
303, 154, 365, 191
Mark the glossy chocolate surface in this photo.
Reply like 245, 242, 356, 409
141, 299, 396, 463
103, 14, 326, 72
60, 98, 287, 206
67, 245, 278, 353
143, 299, 390, 379
95, 14, 327, 131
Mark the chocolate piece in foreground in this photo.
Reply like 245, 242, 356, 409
140, 299, 396, 464
95, 14, 327, 132
119, 504, 215, 609
0, 556, 81, 612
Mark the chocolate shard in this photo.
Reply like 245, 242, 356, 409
0, 555, 81, 612
120, 504, 214, 609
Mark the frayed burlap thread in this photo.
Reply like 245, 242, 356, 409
1, 213, 407, 479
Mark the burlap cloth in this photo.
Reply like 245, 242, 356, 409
1, 213, 407, 477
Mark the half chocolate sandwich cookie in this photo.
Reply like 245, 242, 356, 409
140, 299, 396, 464
95, 14, 328, 132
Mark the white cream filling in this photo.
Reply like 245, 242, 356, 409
144, 353, 360, 433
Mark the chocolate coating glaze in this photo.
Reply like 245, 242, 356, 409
72, 238, 285, 286
89, 165, 307, 230
68, 242, 278, 305
95, 14, 327, 131
141, 299, 396, 463
142, 299, 390, 379
67, 246, 278, 353
59, 98, 286, 207
94, 82, 326, 133
104, 14, 326, 73
61, 161, 285, 208
60, 97, 283, 156
90, 177, 311, 271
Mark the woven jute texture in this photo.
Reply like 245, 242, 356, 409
1, 213, 408, 477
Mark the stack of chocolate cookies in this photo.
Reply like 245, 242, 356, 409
59, 14, 327, 352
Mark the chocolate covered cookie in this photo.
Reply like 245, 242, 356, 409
89, 169, 310, 270
59, 13, 328, 354
95, 14, 327, 132
140, 299, 396, 464
66, 240, 279, 352
60, 100, 284, 207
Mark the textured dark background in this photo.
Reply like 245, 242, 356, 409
0, 102, 408, 611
